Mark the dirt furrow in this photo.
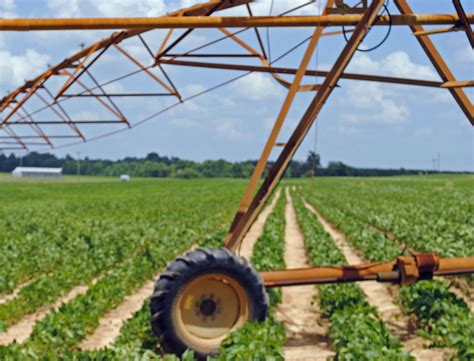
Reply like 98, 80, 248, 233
278, 189, 335, 361
239, 188, 281, 260
78, 245, 200, 350
78, 278, 156, 350
302, 199, 454, 360
0, 279, 34, 306
0, 277, 101, 345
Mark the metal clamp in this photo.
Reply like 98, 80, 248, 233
396, 253, 439, 285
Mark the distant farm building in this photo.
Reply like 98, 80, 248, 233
12, 167, 63, 179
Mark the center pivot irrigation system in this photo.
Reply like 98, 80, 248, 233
1, 0, 473, 358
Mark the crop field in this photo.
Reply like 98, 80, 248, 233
0, 174, 472, 360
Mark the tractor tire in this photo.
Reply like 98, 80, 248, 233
150, 247, 268, 359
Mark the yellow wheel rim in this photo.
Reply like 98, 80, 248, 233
173, 273, 250, 353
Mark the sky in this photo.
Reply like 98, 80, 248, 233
0, 0, 473, 171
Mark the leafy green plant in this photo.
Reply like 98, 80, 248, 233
297, 177, 473, 358
292, 194, 411, 360
219, 191, 286, 359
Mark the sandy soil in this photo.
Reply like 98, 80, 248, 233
302, 199, 454, 360
78, 278, 156, 350
78, 245, 200, 350
0, 279, 34, 305
239, 188, 281, 260
278, 189, 335, 361
0, 277, 101, 345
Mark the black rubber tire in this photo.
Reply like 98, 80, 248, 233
150, 247, 268, 359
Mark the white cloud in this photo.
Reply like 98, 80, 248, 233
0, 0, 16, 18
348, 51, 439, 80
46, 0, 189, 18
341, 82, 408, 124
455, 45, 474, 64
232, 73, 284, 101
0, 49, 52, 89
335, 50, 443, 125
93, 0, 168, 18
222, 0, 323, 16
47, 0, 80, 17
215, 118, 242, 140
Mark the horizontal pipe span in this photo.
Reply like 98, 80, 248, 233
4, 120, 125, 125
0, 14, 472, 31
261, 256, 474, 287
160, 59, 444, 88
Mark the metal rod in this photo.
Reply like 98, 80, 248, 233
225, 0, 386, 251
159, 59, 445, 88
6, 120, 124, 125
1, 14, 472, 31
165, 53, 259, 57
453, 0, 474, 47
225, 0, 335, 241
395, 0, 473, 124
0, 135, 80, 139
414, 26, 460, 36
0, 0, 248, 111
61, 93, 176, 97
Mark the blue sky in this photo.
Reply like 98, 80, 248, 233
0, 0, 473, 171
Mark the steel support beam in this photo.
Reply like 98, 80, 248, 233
1, 14, 472, 31
453, 0, 474, 47
224, 0, 386, 251
395, 0, 474, 124
159, 59, 445, 88
0, 0, 250, 110
225, 0, 335, 242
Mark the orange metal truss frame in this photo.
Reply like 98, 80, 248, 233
0, 0, 473, 286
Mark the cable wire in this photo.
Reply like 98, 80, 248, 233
342, 1, 392, 52
266, 0, 275, 63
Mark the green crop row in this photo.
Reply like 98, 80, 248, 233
0, 179, 244, 359
0, 180, 244, 293
292, 194, 410, 360
296, 177, 473, 259
300, 182, 474, 358
219, 190, 286, 361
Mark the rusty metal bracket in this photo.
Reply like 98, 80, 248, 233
396, 253, 439, 285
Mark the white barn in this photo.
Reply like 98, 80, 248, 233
12, 167, 63, 179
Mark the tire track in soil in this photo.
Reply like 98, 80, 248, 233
302, 198, 454, 361
239, 188, 282, 260
278, 189, 335, 361
365, 223, 474, 313
0, 276, 102, 346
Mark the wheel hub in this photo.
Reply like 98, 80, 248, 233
173, 273, 250, 351
198, 295, 219, 318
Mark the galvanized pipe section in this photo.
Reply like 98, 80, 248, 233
0, 14, 472, 31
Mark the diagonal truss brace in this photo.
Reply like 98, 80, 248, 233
225, 0, 336, 239
452, 0, 474, 47
395, 0, 473, 124
225, 0, 386, 250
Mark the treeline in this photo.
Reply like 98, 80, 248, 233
0, 151, 458, 178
